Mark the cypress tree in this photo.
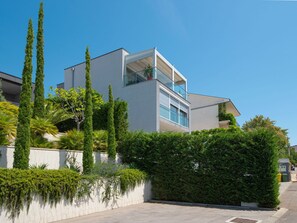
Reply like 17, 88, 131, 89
33, 2, 45, 118
13, 20, 34, 169
107, 85, 116, 160
83, 47, 94, 174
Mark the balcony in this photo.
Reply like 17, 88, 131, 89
124, 67, 187, 99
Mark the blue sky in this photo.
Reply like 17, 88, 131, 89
0, 0, 296, 145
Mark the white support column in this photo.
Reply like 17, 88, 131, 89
171, 67, 175, 90
153, 48, 157, 79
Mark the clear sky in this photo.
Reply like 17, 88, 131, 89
0, 0, 296, 145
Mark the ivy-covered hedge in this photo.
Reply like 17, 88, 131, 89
119, 129, 279, 208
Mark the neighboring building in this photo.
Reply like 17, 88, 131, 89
189, 94, 240, 131
61, 48, 239, 132
0, 71, 35, 105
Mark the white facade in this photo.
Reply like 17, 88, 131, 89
64, 48, 190, 133
189, 93, 240, 131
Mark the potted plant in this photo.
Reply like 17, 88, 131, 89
144, 65, 153, 80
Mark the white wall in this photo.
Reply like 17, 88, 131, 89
191, 105, 219, 131
0, 181, 152, 223
0, 146, 120, 169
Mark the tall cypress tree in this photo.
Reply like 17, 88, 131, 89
83, 47, 94, 174
107, 85, 116, 161
13, 20, 34, 169
33, 2, 44, 118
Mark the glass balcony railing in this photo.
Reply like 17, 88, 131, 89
124, 67, 187, 99
160, 104, 189, 128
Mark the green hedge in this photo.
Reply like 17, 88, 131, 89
119, 129, 279, 208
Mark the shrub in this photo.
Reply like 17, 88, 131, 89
120, 129, 279, 208
58, 130, 84, 150
116, 168, 147, 194
91, 162, 128, 177
0, 168, 80, 219
93, 130, 108, 151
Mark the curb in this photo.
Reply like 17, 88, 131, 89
265, 208, 288, 223
149, 200, 277, 211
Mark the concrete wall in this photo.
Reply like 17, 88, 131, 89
0, 181, 152, 223
0, 146, 120, 169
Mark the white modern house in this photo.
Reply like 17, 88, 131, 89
62, 48, 239, 133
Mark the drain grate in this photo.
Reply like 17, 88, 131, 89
226, 217, 261, 223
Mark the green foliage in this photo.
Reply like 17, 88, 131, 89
49, 87, 103, 131
0, 102, 18, 144
0, 168, 80, 219
58, 130, 108, 151
83, 47, 94, 174
13, 20, 34, 169
0, 78, 5, 102
242, 115, 289, 158
58, 130, 84, 150
29, 163, 48, 169
91, 162, 128, 177
0, 165, 147, 219
116, 168, 147, 194
93, 100, 128, 142
218, 103, 236, 126
107, 85, 116, 160
30, 117, 57, 148
120, 130, 279, 208
289, 148, 297, 165
93, 130, 108, 151
114, 99, 128, 142
33, 2, 45, 118
44, 100, 73, 125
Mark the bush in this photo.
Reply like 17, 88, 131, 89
0, 168, 80, 219
119, 129, 279, 208
116, 168, 147, 194
93, 130, 108, 151
58, 130, 84, 150
91, 162, 128, 177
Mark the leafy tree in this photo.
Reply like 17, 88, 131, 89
242, 115, 289, 157
107, 85, 116, 160
33, 2, 45, 118
83, 47, 94, 174
218, 103, 236, 126
13, 20, 34, 169
0, 78, 6, 102
49, 87, 103, 130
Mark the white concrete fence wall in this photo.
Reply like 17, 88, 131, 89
0, 146, 121, 169
0, 181, 152, 223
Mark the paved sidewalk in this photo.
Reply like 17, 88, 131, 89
54, 182, 291, 223
275, 182, 297, 223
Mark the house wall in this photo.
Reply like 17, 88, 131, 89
64, 49, 158, 132
0, 180, 152, 223
191, 105, 219, 131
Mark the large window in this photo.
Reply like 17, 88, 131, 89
170, 105, 178, 123
160, 89, 189, 127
